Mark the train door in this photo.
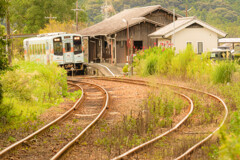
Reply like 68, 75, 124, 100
53, 37, 63, 65
63, 37, 74, 65
73, 36, 84, 65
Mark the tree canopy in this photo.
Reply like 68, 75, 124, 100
9, 0, 88, 33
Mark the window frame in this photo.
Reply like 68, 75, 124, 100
197, 42, 203, 54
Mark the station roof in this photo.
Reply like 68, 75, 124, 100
78, 5, 182, 37
219, 38, 240, 43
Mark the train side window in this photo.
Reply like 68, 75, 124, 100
38, 44, 40, 54
28, 45, 31, 55
40, 44, 43, 55
36, 44, 38, 55
33, 45, 35, 55
65, 43, 71, 52
43, 44, 46, 54
35, 44, 38, 55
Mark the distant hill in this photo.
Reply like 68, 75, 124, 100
84, 0, 240, 37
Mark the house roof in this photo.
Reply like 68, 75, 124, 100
78, 5, 182, 36
219, 38, 240, 43
149, 16, 227, 38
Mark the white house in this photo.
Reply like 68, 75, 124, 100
149, 17, 227, 54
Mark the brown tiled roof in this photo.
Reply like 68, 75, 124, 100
78, 5, 182, 36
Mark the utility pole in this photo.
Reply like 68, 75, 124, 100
72, 0, 84, 32
76, 1, 78, 32
185, 5, 188, 17
173, 9, 175, 50
45, 14, 57, 32
122, 18, 129, 64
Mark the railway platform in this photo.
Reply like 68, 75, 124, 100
86, 63, 125, 77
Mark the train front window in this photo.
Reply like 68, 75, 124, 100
53, 37, 63, 56
73, 36, 82, 54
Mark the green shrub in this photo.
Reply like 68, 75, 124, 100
211, 62, 236, 84
0, 103, 14, 126
142, 53, 159, 76
122, 64, 128, 73
0, 60, 68, 128
170, 45, 195, 76
0, 82, 2, 104
134, 46, 175, 76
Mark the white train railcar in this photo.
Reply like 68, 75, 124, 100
23, 32, 85, 71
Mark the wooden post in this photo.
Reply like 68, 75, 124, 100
111, 39, 113, 64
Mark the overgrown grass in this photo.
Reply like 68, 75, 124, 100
134, 46, 236, 84
134, 46, 240, 159
211, 62, 236, 84
95, 88, 187, 156
0, 60, 78, 131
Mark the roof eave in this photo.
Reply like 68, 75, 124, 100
108, 19, 163, 36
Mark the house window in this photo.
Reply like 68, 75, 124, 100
198, 42, 203, 54
120, 41, 124, 48
134, 41, 143, 51
187, 42, 192, 46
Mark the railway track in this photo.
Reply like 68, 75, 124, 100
71, 76, 227, 160
0, 76, 228, 159
0, 81, 109, 160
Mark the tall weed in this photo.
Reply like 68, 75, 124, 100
170, 45, 195, 76
95, 88, 186, 155
211, 62, 236, 84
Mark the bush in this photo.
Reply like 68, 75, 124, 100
134, 46, 175, 76
170, 45, 195, 76
211, 62, 236, 84
122, 64, 128, 73
0, 82, 2, 104
0, 60, 68, 127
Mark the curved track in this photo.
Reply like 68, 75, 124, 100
0, 81, 110, 160
51, 80, 109, 160
73, 77, 228, 160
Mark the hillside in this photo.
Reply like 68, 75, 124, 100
84, 0, 240, 37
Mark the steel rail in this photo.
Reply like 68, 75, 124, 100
174, 92, 228, 160
112, 93, 193, 160
78, 77, 228, 160
0, 82, 84, 157
51, 80, 110, 160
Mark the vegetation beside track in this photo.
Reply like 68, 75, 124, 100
95, 88, 187, 157
133, 46, 240, 159
0, 60, 80, 132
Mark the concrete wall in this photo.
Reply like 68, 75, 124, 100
160, 27, 218, 53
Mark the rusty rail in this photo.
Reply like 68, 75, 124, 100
0, 82, 84, 157
174, 92, 228, 160
51, 80, 110, 160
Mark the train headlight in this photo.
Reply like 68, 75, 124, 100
74, 37, 80, 40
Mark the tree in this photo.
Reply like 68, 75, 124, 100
39, 20, 86, 34
0, 0, 8, 17
0, 0, 9, 104
9, 0, 78, 33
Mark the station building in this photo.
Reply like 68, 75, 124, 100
78, 5, 182, 64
